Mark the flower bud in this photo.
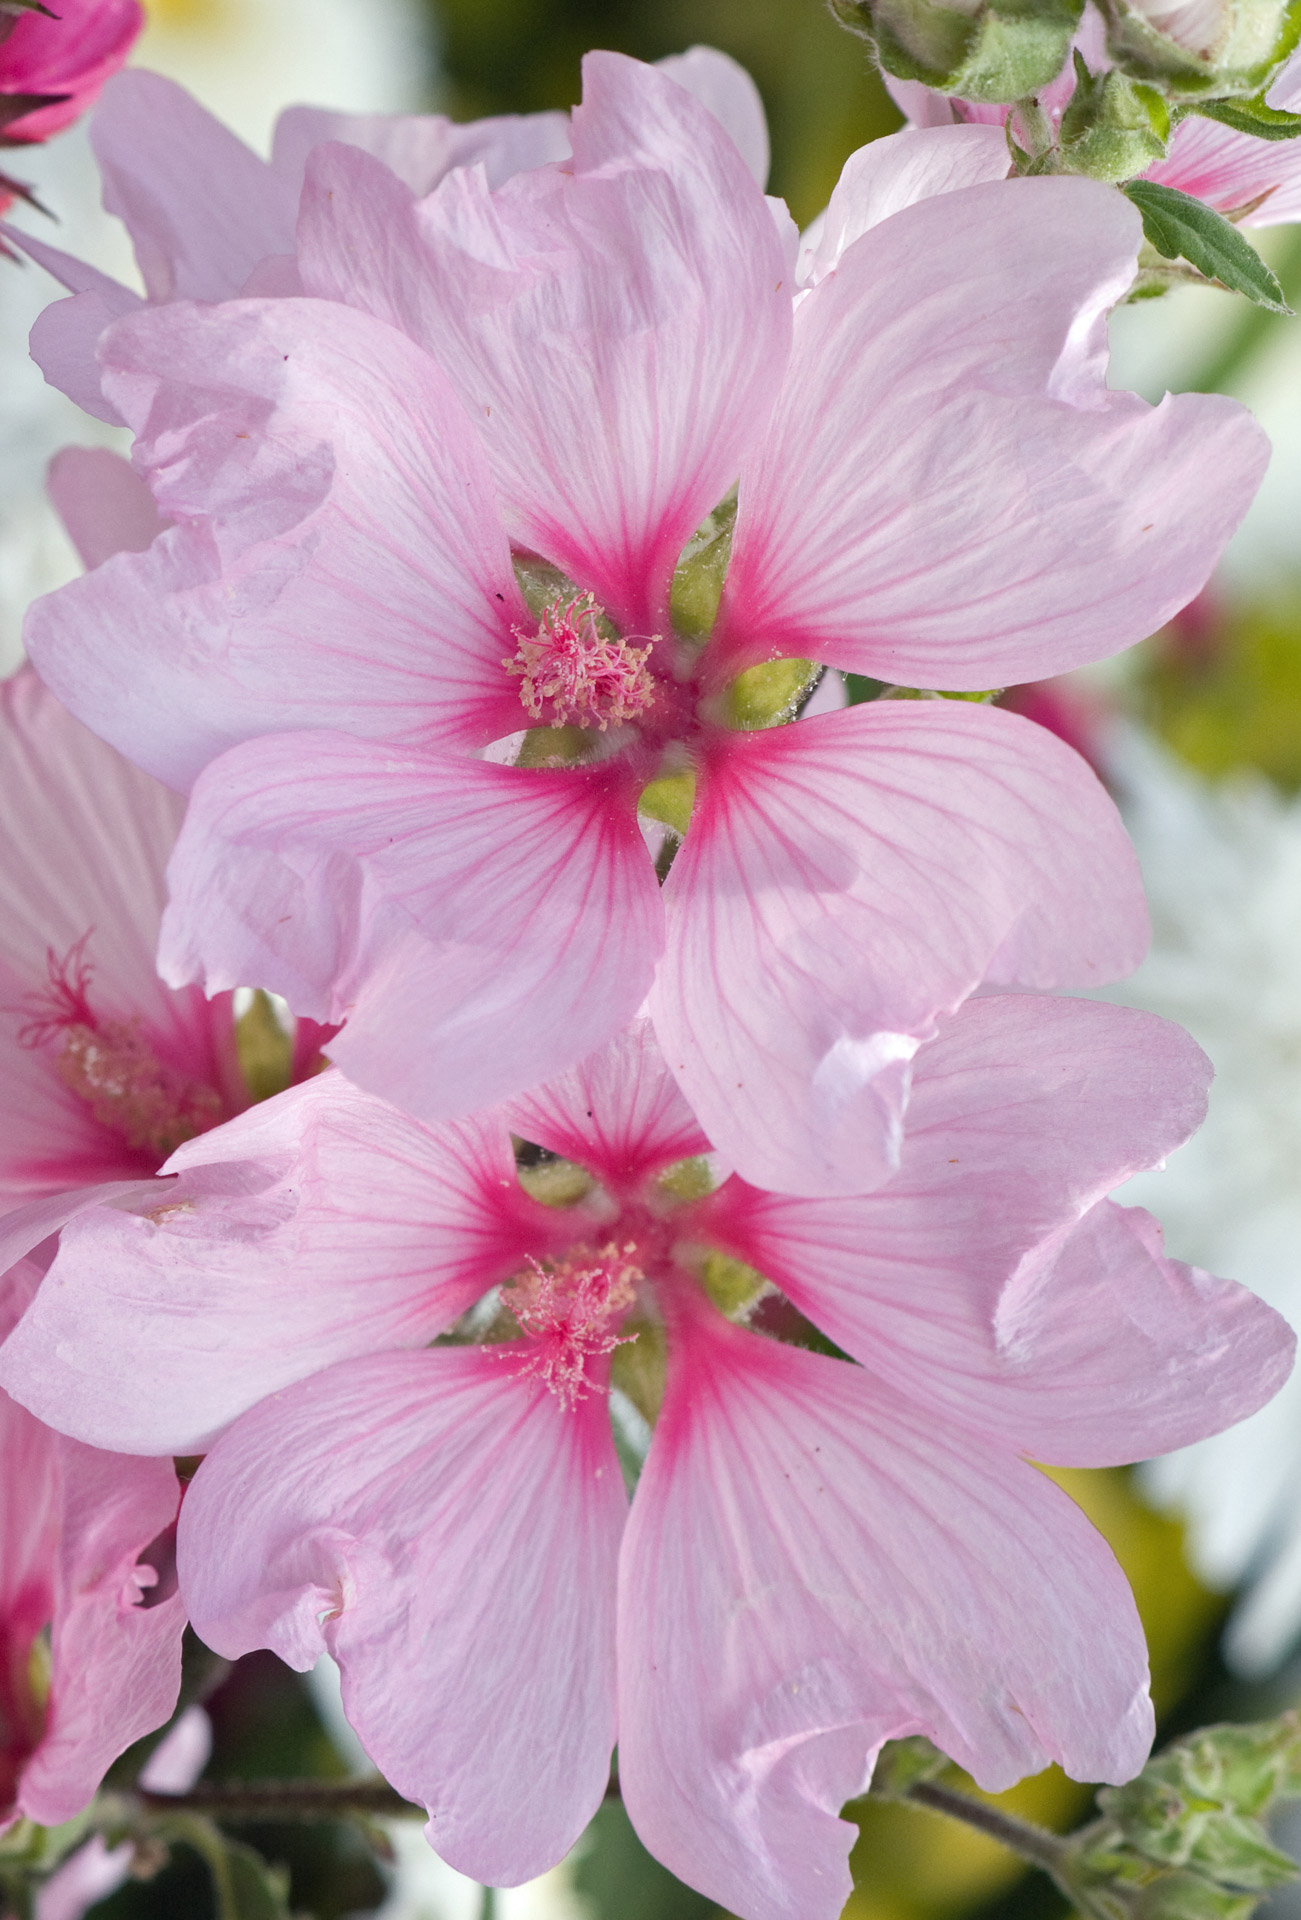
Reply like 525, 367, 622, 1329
1096, 0, 1301, 98
831, 0, 1086, 102
1059, 53, 1172, 178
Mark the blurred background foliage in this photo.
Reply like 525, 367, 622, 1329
36, 0, 1301, 1915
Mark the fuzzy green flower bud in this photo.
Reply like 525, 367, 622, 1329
830, 0, 1085, 102
1058, 52, 1172, 178
1095, 0, 1301, 99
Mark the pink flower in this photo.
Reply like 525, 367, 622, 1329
1, 48, 758, 422
0, 0, 141, 146
25, 55, 1267, 1193
0, 652, 333, 1269
0, 1261, 183, 1830
0, 1004, 1290, 1915
890, 6, 1301, 224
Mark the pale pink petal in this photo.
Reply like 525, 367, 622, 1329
28, 297, 525, 791
47, 447, 172, 571
619, 1311, 1152, 1920
0, 1073, 543, 1453
90, 70, 299, 301
271, 103, 571, 195
17, 1440, 183, 1827
651, 701, 1147, 1196
35, 1837, 133, 1920
504, 1019, 710, 1187
714, 175, 1268, 689
299, 53, 792, 634
136, 1704, 211, 1791
160, 732, 664, 1121
0, 1179, 164, 1274
797, 125, 1010, 287
1147, 54, 1301, 223
0, 0, 141, 141
704, 994, 1293, 1463
178, 1348, 624, 1884
655, 47, 770, 186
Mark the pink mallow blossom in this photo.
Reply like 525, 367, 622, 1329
889, 4, 1301, 224
0, 1260, 183, 1830
0, 1006, 1291, 1918
24, 55, 1268, 1194
0, 656, 333, 1269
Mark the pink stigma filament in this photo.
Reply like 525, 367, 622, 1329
16, 935, 222, 1158
506, 592, 656, 731
503, 1242, 641, 1409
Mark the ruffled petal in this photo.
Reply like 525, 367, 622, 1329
90, 70, 299, 301
504, 1018, 710, 1187
0, 224, 142, 422
652, 701, 1147, 1195
714, 175, 1268, 689
703, 994, 1293, 1463
0, 1071, 539, 1454
299, 52, 792, 634
618, 1310, 1152, 1920
160, 733, 664, 1121
28, 297, 524, 792
271, 103, 571, 195
16, 1438, 183, 1827
178, 1348, 623, 1884
796, 125, 1010, 286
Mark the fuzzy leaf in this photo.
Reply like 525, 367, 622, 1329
1123, 179, 1292, 311
1193, 93, 1301, 138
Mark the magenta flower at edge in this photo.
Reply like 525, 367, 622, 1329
0, 0, 141, 148
1, 1005, 1292, 1917
25, 55, 1269, 1194
0, 1262, 183, 1831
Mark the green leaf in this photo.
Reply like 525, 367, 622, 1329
1193, 93, 1301, 138
1123, 179, 1292, 312
151, 1816, 293, 1920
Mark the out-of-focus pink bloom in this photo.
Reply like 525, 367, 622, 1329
25, 56, 1267, 1193
890, 5, 1301, 224
0, 652, 333, 1271
2, 48, 759, 423
0, 0, 141, 146
0, 1261, 183, 1830
1, 1005, 1291, 1916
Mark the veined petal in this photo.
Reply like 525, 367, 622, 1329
618, 1312, 1151, 1920
299, 52, 792, 635
28, 297, 525, 791
504, 1019, 711, 1189
1145, 52, 1301, 224
0, 1072, 539, 1454
178, 1348, 624, 1884
715, 175, 1267, 688
160, 733, 664, 1120
797, 125, 1010, 286
655, 46, 770, 187
651, 702, 1147, 1196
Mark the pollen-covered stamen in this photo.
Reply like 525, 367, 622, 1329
16, 936, 222, 1158
502, 1240, 642, 1409
505, 591, 657, 731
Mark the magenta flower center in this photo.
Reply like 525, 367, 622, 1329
505, 591, 658, 732
17, 935, 222, 1160
501, 1239, 642, 1408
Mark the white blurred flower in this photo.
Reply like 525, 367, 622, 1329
1104, 727, 1301, 1673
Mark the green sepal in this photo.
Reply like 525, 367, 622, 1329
1193, 92, 1301, 137
868, 1735, 950, 1799
832, 0, 1085, 104
1059, 55, 1171, 180
1122, 178, 1292, 311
